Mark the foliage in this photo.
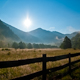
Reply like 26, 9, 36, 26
2, 48, 5, 51
0, 40, 8, 48
32, 43, 40, 48
12, 42, 19, 49
12, 42, 58, 49
39, 44, 45, 48
5, 48, 10, 51
60, 36, 72, 49
12, 41, 26, 49
2, 48, 10, 51
18, 41, 26, 49
7, 52, 11, 55
27, 43, 33, 49
32, 43, 58, 49
71, 33, 80, 49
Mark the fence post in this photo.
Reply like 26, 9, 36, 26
69, 53, 71, 75
42, 54, 46, 80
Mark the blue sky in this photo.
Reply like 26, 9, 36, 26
0, 0, 80, 34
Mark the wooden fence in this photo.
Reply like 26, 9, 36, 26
0, 53, 80, 80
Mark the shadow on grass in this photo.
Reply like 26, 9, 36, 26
52, 66, 80, 80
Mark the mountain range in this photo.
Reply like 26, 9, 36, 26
0, 20, 79, 46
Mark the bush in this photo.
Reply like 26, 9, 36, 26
39, 50, 41, 52
34, 49, 36, 52
5, 48, 10, 51
2, 48, 5, 51
73, 48, 76, 50
2, 48, 10, 51
7, 52, 11, 55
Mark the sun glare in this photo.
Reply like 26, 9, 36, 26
23, 17, 32, 28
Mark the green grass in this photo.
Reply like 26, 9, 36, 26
0, 48, 80, 80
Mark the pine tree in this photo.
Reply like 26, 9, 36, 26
12, 42, 18, 49
33, 43, 40, 48
60, 36, 72, 49
71, 33, 80, 49
18, 41, 26, 49
27, 43, 33, 49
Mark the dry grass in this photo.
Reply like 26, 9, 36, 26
0, 48, 80, 80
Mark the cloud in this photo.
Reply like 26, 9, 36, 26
56, 36, 64, 41
49, 27, 55, 31
56, 36, 59, 40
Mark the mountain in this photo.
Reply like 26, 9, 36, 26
4, 22, 41, 43
28, 28, 80, 45
0, 20, 20, 42
28, 28, 65, 44
52, 31, 65, 38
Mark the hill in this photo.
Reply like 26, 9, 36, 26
0, 20, 20, 42
4, 23, 41, 43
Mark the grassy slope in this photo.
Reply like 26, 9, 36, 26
0, 48, 80, 80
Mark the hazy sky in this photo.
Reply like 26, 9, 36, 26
0, 0, 80, 34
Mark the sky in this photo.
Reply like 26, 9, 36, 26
0, 0, 80, 34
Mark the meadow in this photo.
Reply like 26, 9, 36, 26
0, 48, 80, 80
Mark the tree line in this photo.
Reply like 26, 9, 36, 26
12, 42, 58, 49
0, 33, 80, 49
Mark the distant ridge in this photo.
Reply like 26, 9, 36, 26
28, 28, 64, 43
28, 28, 79, 44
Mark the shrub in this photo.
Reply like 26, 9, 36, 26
2, 48, 5, 51
5, 48, 10, 51
73, 48, 76, 50
39, 50, 41, 52
7, 52, 11, 55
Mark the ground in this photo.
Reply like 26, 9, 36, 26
0, 48, 80, 80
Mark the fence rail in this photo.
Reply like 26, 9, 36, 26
0, 53, 80, 80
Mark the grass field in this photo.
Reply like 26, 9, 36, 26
0, 48, 80, 80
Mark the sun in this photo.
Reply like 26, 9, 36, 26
23, 17, 32, 28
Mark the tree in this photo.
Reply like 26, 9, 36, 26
12, 42, 18, 49
71, 33, 80, 49
0, 41, 5, 48
60, 36, 72, 49
39, 44, 45, 48
18, 41, 26, 49
33, 43, 40, 48
27, 43, 33, 49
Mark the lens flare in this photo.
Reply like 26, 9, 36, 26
23, 17, 32, 28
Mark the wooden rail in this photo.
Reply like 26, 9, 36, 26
0, 53, 80, 80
